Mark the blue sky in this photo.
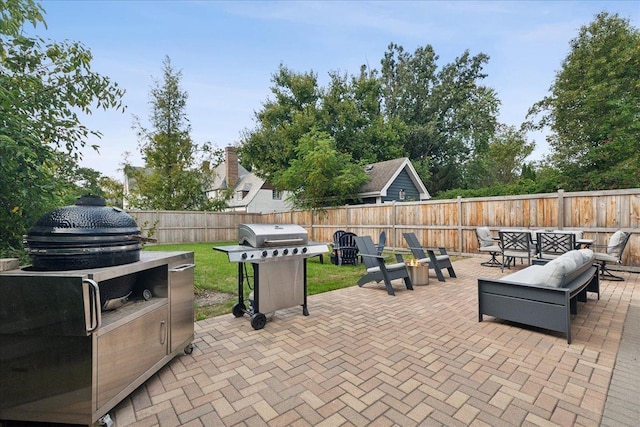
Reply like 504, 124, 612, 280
37, 1, 639, 180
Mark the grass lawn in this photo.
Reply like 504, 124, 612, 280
144, 242, 376, 321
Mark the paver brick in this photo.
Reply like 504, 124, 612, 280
106, 258, 638, 426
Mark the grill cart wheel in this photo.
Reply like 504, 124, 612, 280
184, 343, 194, 355
232, 302, 246, 318
251, 313, 267, 330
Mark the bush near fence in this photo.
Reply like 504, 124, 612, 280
128, 188, 640, 269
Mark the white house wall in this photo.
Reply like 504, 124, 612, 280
245, 189, 291, 213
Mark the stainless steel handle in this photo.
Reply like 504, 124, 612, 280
170, 263, 195, 272
83, 279, 102, 333
264, 238, 304, 245
159, 320, 167, 345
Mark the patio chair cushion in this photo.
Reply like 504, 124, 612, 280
608, 230, 628, 257
477, 227, 495, 247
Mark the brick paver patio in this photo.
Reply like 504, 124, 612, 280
111, 256, 639, 426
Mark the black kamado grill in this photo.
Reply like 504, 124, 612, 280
22, 195, 155, 309
24, 195, 145, 271
214, 224, 328, 330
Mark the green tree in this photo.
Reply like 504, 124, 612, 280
276, 129, 369, 209
380, 43, 500, 194
321, 66, 408, 163
1, 0, 125, 256
127, 56, 214, 210
465, 125, 534, 188
240, 64, 323, 183
526, 12, 640, 191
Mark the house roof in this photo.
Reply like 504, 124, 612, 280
359, 157, 430, 200
227, 173, 266, 208
209, 161, 250, 191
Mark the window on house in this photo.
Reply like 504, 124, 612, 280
272, 190, 282, 200
399, 189, 405, 200
236, 191, 243, 201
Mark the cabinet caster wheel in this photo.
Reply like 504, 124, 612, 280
251, 313, 267, 330
184, 343, 194, 355
232, 302, 246, 318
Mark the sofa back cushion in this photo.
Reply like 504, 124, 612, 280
503, 249, 594, 288
543, 254, 579, 287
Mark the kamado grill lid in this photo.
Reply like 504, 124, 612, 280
24, 195, 143, 271
27, 194, 140, 238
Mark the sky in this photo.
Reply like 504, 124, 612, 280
35, 0, 639, 180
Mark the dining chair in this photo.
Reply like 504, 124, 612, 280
498, 230, 536, 271
591, 230, 631, 281
536, 231, 576, 259
475, 227, 502, 267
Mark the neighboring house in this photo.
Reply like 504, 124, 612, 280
206, 147, 292, 213
355, 157, 430, 204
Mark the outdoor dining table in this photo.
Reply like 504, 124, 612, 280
576, 238, 594, 249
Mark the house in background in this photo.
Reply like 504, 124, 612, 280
206, 146, 292, 213
355, 157, 430, 204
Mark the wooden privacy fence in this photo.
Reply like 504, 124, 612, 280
128, 188, 640, 269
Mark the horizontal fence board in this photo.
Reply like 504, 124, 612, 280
129, 188, 640, 268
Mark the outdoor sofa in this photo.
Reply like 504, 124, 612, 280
477, 249, 599, 343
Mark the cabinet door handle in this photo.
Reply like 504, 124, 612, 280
160, 320, 167, 345
83, 279, 101, 333
170, 263, 195, 273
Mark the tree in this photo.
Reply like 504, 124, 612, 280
380, 43, 500, 194
127, 56, 214, 210
526, 12, 640, 191
240, 64, 323, 182
464, 125, 534, 188
321, 66, 408, 163
275, 129, 369, 210
1, 0, 125, 257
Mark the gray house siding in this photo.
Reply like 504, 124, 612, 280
383, 170, 420, 202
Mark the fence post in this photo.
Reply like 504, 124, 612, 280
557, 189, 564, 229
457, 196, 463, 255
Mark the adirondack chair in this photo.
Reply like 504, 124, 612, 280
337, 232, 359, 266
403, 232, 456, 282
330, 230, 346, 265
376, 231, 386, 256
354, 236, 413, 296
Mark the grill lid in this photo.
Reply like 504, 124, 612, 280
238, 224, 308, 247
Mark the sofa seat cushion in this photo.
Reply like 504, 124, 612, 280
366, 262, 406, 274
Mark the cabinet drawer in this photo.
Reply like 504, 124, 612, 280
96, 304, 168, 408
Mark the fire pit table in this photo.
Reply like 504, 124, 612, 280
406, 261, 430, 285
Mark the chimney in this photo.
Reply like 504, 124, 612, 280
225, 146, 238, 189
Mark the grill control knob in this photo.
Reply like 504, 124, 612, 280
302, 247, 308, 253
283, 248, 289, 255
272, 249, 279, 256
241, 253, 248, 260
261, 250, 268, 257
293, 248, 299, 254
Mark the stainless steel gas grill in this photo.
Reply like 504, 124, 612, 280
214, 224, 328, 330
